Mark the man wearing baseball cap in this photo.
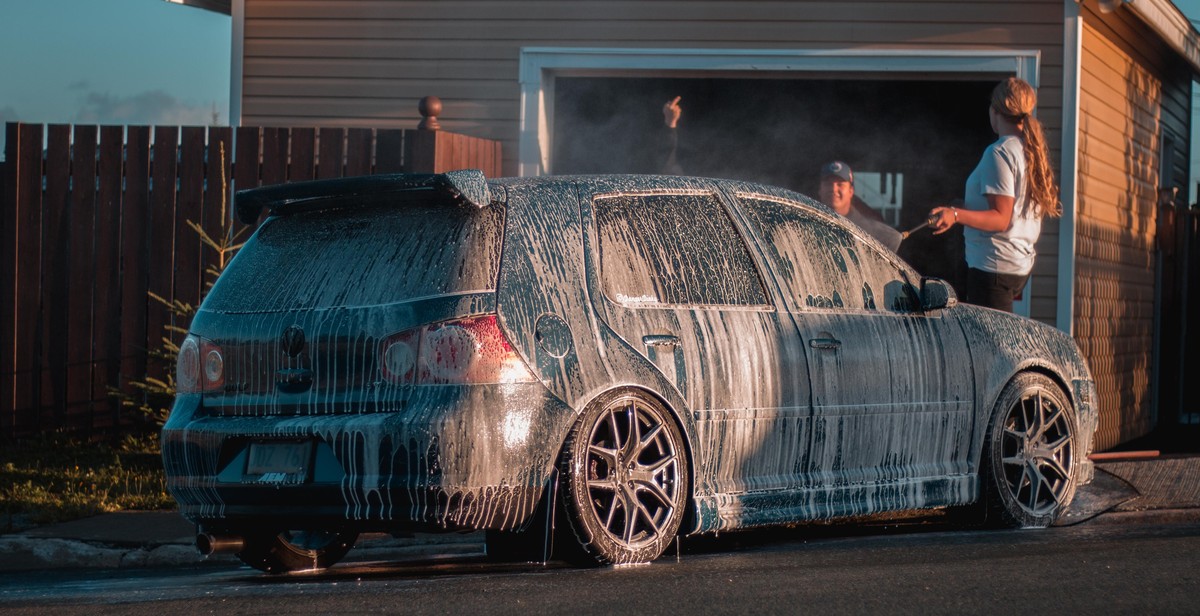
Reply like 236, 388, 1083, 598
819, 161, 903, 253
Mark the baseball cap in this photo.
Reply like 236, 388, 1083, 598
821, 161, 854, 183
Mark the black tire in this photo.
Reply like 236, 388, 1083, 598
236, 529, 359, 574
560, 389, 690, 565
982, 372, 1078, 528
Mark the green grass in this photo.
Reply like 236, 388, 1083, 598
0, 433, 175, 533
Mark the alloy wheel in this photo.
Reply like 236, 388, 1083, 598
998, 389, 1074, 517
582, 396, 682, 549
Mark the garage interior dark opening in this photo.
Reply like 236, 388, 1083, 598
552, 76, 1000, 289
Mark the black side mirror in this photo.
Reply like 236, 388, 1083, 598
920, 278, 956, 311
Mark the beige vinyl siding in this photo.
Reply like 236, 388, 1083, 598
1076, 6, 1188, 450
248, 1, 1060, 22
240, 0, 1067, 324
239, 0, 1069, 145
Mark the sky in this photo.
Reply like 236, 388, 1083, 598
0, 0, 231, 157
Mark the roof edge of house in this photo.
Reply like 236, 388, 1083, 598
1127, 0, 1200, 73
166, 0, 231, 16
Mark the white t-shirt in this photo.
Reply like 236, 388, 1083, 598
962, 134, 1041, 276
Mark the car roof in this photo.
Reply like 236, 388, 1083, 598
235, 170, 838, 228
492, 173, 834, 215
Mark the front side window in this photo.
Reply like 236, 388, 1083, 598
593, 193, 769, 308
739, 196, 918, 313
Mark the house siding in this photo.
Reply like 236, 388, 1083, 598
1077, 5, 1189, 451
240, 1, 1067, 136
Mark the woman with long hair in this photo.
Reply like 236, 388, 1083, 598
929, 77, 1060, 312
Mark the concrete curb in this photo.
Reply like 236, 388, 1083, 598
0, 532, 487, 572
0, 536, 232, 572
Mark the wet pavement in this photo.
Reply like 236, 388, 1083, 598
4, 517, 1199, 615
1, 454, 1198, 572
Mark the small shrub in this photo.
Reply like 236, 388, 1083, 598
113, 140, 245, 427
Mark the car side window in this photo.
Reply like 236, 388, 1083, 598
593, 193, 770, 308
738, 196, 919, 313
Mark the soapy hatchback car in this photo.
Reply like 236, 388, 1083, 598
162, 170, 1097, 572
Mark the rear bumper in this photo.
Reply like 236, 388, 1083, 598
162, 383, 576, 533
188, 485, 547, 535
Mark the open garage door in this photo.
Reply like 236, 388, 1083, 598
550, 76, 997, 294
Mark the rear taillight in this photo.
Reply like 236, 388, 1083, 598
177, 334, 225, 394
380, 330, 420, 383
379, 314, 536, 385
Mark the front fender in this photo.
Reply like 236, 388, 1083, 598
952, 304, 1098, 472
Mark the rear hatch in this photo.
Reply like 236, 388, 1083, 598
191, 176, 505, 415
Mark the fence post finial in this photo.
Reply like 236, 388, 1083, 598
418, 96, 442, 131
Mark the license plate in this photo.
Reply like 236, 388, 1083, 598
245, 442, 311, 483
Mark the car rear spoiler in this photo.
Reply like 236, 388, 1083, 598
234, 169, 492, 225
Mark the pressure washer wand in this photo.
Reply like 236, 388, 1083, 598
900, 216, 936, 240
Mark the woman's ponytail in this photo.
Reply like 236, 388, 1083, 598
992, 77, 1061, 218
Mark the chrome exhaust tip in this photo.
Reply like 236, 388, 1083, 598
196, 533, 244, 555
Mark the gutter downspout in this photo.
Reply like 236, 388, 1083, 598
517, 50, 548, 177
1057, 0, 1083, 335
230, 0, 245, 127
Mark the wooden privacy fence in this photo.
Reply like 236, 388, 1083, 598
1, 120, 502, 439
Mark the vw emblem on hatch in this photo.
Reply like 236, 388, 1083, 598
280, 325, 306, 358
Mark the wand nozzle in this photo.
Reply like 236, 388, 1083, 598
900, 214, 940, 240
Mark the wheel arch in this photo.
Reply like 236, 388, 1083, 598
1014, 362, 1075, 411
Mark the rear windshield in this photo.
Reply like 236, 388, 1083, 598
204, 199, 504, 312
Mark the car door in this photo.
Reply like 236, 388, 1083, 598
735, 194, 974, 490
581, 183, 812, 497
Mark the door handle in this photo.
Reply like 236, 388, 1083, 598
642, 334, 680, 348
809, 337, 841, 350
642, 334, 686, 393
